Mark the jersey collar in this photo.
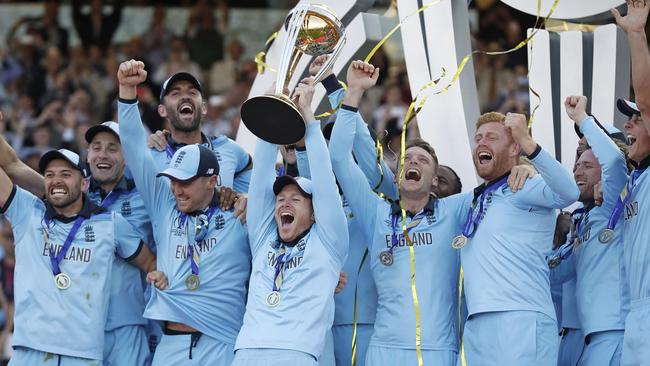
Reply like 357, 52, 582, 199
167, 132, 212, 151
631, 154, 650, 170
390, 195, 436, 217
473, 172, 511, 200
89, 175, 135, 198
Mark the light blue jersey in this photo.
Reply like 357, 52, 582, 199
568, 117, 629, 336
234, 121, 348, 359
329, 107, 467, 353
87, 177, 153, 331
461, 147, 579, 320
119, 100, 251, 344
1, 187, 141, 361
322, 76, 397, 201
622, 158, 650, 302
150, 133, 251, 192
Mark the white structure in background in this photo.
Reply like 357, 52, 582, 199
238, 0, 630, 191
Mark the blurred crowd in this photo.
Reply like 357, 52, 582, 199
0, 1, 533, 360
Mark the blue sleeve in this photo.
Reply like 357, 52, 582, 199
113, 212, 144, 260
217, 138, 251, 191
329, 108, 382, 244
514, 148, 580, 209
305, 121, 348, 262
352, 115, 398, 200
247, 139, 279, 254
295, 148, 311, 178
233, 168, 251, 194
118, 100, 173, 221
579, 117, 628, 211
326, 82, 398, 200
0, 185, 38, 230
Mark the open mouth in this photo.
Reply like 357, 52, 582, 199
576, 180, 586, 188
405, 168, 421, 182
179, 102, 194, 116
280, 212, 295, 227
477, 151, 493, 165
96, 162, 112, 171
50, 187, 68, 198
628, 134, 637, 146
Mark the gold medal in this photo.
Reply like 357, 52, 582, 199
185, 274, 200, 291
266, 291, 281, 307
379, 251, 393, 266
54, 273, 71, 290
451, 235, 467, 249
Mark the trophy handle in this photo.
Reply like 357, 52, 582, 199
276, 4, 309, 95
312, 34, 347, 84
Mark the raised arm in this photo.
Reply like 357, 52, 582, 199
329, 61, 383, 243
247, 139, 279, 252
320, 73, 398, 199
506, 113, 579, 208
117, 60, 171, 215
613, 1, 650, 133
0, 131, 44, 197
294, 78, 348, 260
566, 96, 628, 211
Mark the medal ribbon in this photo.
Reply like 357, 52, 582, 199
605, 169, 645, 231
387, 212, 425, 255
568, 208, 587, 245
460, 176, 509, 238
183, 206, 218, 277
44, 216, 86, 276
272, 245, 289, 292
99, 190, 121, 209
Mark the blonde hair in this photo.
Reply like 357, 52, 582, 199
476, 112, 506, 129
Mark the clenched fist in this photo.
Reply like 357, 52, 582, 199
118, 59, 147, 99
564, 95, 589, 125
504, 113, 537, 156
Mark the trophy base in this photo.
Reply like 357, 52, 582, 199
241, 95, 306, 145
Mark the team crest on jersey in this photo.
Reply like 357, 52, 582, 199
214, 214, 225, 230
296, 238, 306, 252
214, 150, 223, 162
121, 201, 132, 216
426, 211, 436, 225
84, 225, 96, 242
171, 215, 184, 236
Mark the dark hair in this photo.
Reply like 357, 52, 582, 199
438, 164, 462, 194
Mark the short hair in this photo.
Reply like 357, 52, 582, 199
438, 164, 462, 194
476, 112, 506, 129
404, 138, 439, 168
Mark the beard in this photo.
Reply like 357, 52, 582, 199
166, 101, 202, 133
47, 186, 82, 210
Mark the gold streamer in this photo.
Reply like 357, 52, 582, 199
459, 266, 466, 366
254, 31, 279, 74
364, 0, 442, 63
351, 249, 369, 366
393, 68, 447, 366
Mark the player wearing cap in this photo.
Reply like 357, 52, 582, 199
84, 121, 156, 365
0, 148, 165, 366
151, 71, 252, 193
329, 61, 469, 365
290, 57, 392, 366
232, 77, 348, 366
612, 2, 650, 364
548, 96, 629, 365
117, 59, 251, 366
459, 111, 579, 365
